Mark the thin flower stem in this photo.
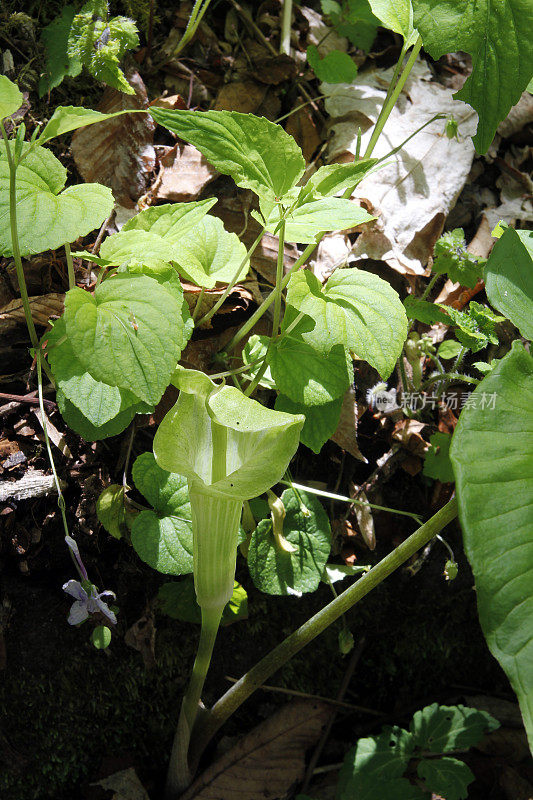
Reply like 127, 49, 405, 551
420, 272, 440, 301
280, 480, 423, 523
64, 243, 75, 290
192, 287, 205, 322
188, 498, 458, 774
364, 36, 423, 159
422, 371, 479, 389
197, 226, 266, 326
0, 121, 39, 351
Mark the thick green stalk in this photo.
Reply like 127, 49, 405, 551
0, 122, 39, 351
280, 0, 293, 54
189, 498, 458, 770
364, 36, 423, 159
165, 605, 222, 798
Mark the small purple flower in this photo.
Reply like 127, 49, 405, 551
62, 579, 117, 626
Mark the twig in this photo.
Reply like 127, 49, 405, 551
301, 638, 367, 794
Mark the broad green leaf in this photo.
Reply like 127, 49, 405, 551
131, 452, 193, 576
337, 727, 417, 799
247, 488, 331, 595
412, 0, 533, 153
154, 368, 304, 500
404, 296, 450, 325
369, 0, 418, 46
438, 339, 463, 360
423, 432, 454, 483
56, 388, 145, 441
158, 577, 248, 626
417, 758, 473, 800
432, 229, 485, 289
484, 227, 533, 340
64, 275, 184, 405
323, 0, 381, 51
0, 76, 23, 120
39, 106, 144, 145
301, 158, 378, 200
286, 268, 407, 379
307, 45, 358, 83
98, 199, 217, 266
410, 703, 499, 752
96, 484, 127, 540
46, 317, 141, 427
450, 343, 533, 749
275, 394, 342, 453
38, 6, 82, 96
261, 197, 374, 243
171, 215, 248, 288
269, 330, 352, 406
0, 142, 114, 257
150, 107, 305, 202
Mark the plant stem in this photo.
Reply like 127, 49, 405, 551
64, 243, 75, 290
364, 36, 423, 159
280, 0, 293, 55
189, 498, 457, 771
0, 122, 39, 351
197, 226, 266, 326
422, 372, 479, 389
192, 287, 205, 322
280, 480, 423, 523
420, 272, 439, 301
165, 606, 223, 798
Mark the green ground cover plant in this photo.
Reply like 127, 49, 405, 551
1, 0, 532, 795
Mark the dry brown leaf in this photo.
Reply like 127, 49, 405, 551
214, 80, 280, 119
323, 60, 478, 275
93, 767, 150, 800
392, 419, 430, 457
309, 233, 352, 282
149, 143, 218, 202
181, 700, 331, 800
352, 488, 376, 550
124, 613, 157, 670
33, 409, 72, 459
0, 293, 63, 333
253, 55, 298, 85
71, 68, 155, 207
331, 387, 367, 462
286, 103, 321, 162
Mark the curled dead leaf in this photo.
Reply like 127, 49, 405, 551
71, 68, 155, 207
0, 293, 63, 333
148, 143, 218, 203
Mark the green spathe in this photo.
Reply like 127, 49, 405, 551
450, 343, 533, 750
154, 368, 304, 609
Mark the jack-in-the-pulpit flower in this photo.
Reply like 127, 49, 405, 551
153, 367, 304, 613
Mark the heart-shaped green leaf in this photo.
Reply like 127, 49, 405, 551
150, 107, 305, 202
131, 452, 193, 576
261, 196, 374, 243
484, 228, 533, 340
0, 76, 23, 120
97, 199, 217, 267
286, 268, 407, 379
275, 394, 342, 453
450, 343, 533, 749
410, 703, 499, 752
172, 214, 248, 288
0, 142, 113, 256
369, 0, 418, 46
56, 388, 147, 441
247, 488, 331, 595
269, 328, 352, 406
64, 274, 184, 405
159, 577, 248, 626
46, 317, 141, 427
